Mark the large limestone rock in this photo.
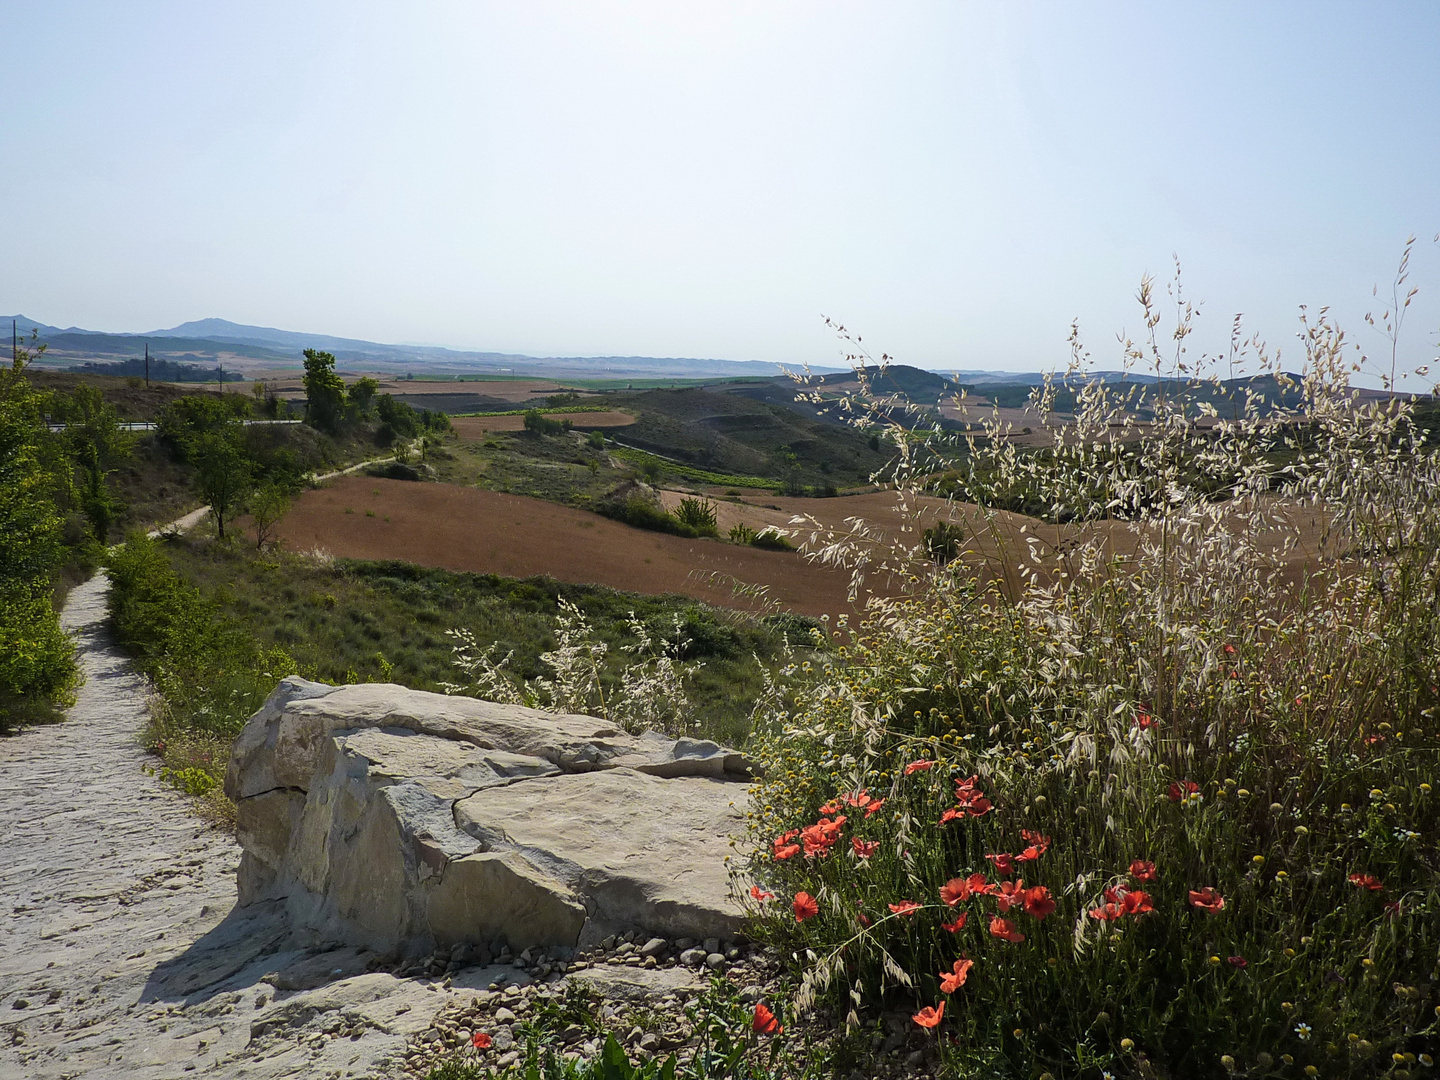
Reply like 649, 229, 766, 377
225, 678, 753, 957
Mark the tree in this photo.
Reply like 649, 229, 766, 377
348, 376, 379, 417
302, 349, 346, 433
55, 384, 130, 542
248, 482, 292, 550
191, 429, 253, 539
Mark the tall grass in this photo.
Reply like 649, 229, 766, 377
744, 272, 1440, 1077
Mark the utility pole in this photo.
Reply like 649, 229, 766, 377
11, 319, 16, 372
145, 342, 150, 388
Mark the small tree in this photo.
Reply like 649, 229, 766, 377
348, 376, 379, 417
248, 482, 292, 550
191, 430, 253, 539
675, 497, 719, 535
302, 349, 347, 433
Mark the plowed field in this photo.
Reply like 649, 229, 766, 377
273, 477, 873, 618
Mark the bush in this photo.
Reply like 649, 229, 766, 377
0, 365, 77, 729
749, 529, 794, 552
599, 495, 712, 539
921, 520, 963, 564
675, 497, 719, 536
744, 286, 1440, 1076
523, 409, 572, 436
106, 533, 296, 805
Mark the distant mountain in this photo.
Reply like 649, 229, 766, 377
4, 314, 849, 380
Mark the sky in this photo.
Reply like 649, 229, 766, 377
3, 1, 1439, 382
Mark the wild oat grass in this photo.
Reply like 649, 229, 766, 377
746, 271, 1440, 1077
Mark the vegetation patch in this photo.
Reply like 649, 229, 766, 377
104, 533, 809, 801
740, 292, 1440, 1077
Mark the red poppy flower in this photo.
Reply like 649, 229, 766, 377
1120, 889, 1153, 916
864, 798, 888, 818
750, 885, 774, 902
939, 877, 971, 907
841, 789, 870, 808
993, 879, 1026, 913
912, 1001, 945, 1029
939, 958, 973, 993
800, 815, 846, 858
988, 916, 1025, 942
752, 1003, 782, 1035
851, 837, 879, 859
793, 892, 819, 922
1347, 872, 1383, 891
1223, 643, 1236, 655
953, 777, 993, 816
1384, 900, 1402, 918
1023, 885, 1056, 920
1088, 902, 1122, 922
1227, 955, 1247, 968
472, 1032, 492, 1049
985, 853, 1016, 876
938, 807, 965, 826
888, 900, 921, 918
1168, 781, 1200, 802
773, 830, 801, 860
1188, 887, 1225, 913
1129, 859, 1157, 882
940, 913, 968, 933
904, 760, 935, 775
1134, 711, 1157, 730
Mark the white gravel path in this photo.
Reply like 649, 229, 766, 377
0, 562, 467, 1080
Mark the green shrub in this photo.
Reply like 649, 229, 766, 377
106, 533, 296, 803
523, 409, 572, 436
599, 496, 711, 539
748, 529, 794, 552
729, 523, 757, 545
675, 497, 719, 536
0, 365, 77, 729
921, 520, 963, 564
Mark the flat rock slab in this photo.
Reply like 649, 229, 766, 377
226, 679, 753, 957
456, 768, 747, 940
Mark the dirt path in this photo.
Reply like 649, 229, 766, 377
0, 577, 464, 1079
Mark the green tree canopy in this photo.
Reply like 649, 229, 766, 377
191, 429, 253, 539
302, 349, 347, 433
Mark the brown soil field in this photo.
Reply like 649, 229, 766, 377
450, 411, 636, 438
272, 477, 877, 618
664, 488, 1330, 596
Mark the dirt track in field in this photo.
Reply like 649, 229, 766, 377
450, 412, 636, 438
273, 478, 879, 618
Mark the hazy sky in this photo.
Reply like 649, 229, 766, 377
4, 2, 1439, 379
